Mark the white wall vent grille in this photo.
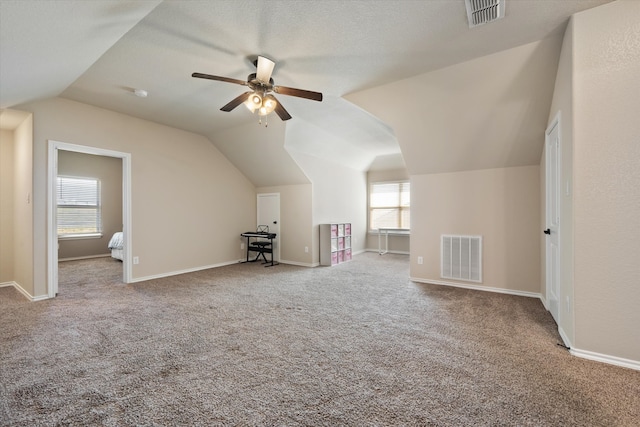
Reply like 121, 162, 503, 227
465, 0, 505, 28
441, 235, 482, 283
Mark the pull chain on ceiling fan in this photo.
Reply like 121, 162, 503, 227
192, 56, 323, 125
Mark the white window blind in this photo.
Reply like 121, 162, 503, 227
369, 181, 410, 230
57, 176, 102, 237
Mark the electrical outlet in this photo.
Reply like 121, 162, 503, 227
417, 256, 423, 265
241, 243, 245, 250
304, 246, 309, 253
133, 256, 139, 265
566, 296, 570, 313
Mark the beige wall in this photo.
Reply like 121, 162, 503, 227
366, 168, 410, 253
346, 37, 561, 176
411, 166, 541, 294
289, 151, 367, 265
57, 150, 123, 260
13, 115, 34, 295
256, 184, 313, 266
571, 0, 640, 361
346, 37, 558, 295
0, 129, 15, 282
18, 97, 256, 296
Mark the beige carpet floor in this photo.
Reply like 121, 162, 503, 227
1, 253, 638, 426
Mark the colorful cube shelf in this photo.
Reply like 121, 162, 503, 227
320, 223, 352, 266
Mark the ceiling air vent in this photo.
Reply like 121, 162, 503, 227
465, 0, 505, 28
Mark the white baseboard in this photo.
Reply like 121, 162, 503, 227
280, 250, 372, 267
410, 277, 542, 299
59, 253, 111, 262
279, 259, 319, 268
412, 278, 639, 371
0, 281, 49, 301
129, 260, 240, 283
570, 347, 640, 371
558, 326, 571, 346
365, 249, 410, 255
539, 293, 548, 310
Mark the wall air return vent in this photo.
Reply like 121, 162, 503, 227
465, 0, 505, 28
441, 235, 482, 283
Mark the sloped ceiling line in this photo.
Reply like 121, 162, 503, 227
0, 0, 614, 182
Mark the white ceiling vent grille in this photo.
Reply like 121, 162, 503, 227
465, 0, 505, 28
441, 235, 482, 283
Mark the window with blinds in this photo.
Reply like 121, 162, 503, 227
369, 181, 410, 230
57, 176, 102, 237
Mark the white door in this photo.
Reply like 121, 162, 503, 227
257, 193, 280, 262
545, 118, 561, 324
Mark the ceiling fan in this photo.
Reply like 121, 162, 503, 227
192, 56, 323, 122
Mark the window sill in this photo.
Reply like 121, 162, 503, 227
58, 233, 103, 241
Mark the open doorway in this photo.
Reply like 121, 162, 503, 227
47, 141, 132, 298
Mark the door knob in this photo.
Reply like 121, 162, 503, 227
544, 229, 551, 235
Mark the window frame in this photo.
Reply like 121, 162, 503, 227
368, 180, 411, 232
56, 175, 103, 239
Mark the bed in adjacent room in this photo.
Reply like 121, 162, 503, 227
108, 232, 124, 261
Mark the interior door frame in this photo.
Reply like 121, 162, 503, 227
544, 112, 561, 324
47, 140, 132, 298
257, 193, 280, 262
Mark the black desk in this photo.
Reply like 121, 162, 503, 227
241, 231, 278, 267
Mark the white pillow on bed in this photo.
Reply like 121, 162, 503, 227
108, 232, 124, 249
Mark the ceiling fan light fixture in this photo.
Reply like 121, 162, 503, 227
260, 95, 277, 116
245, 92, 262, 112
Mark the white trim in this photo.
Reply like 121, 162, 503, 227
0, 281, 50, 301
59, 254, 111, 262
569, 348, 640, 371
366, 249, 410, 255
410, 277, 542, 299
48, 141, 132, 298
558, 326, 572, 349
544, 111, 562, 325
58, 233, 103, 240
128, 260, 240, 283
539, 293, 548, 310
279, 259, 319, 268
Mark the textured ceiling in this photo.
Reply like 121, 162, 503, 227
0, 0, 161, 109
0, 0, 614, 180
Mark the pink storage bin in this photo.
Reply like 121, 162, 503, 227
331, 252, 338, 265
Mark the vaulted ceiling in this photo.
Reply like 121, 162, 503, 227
0, 0, 613, 183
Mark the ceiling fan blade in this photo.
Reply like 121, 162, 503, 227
271, 95, 292, 121
256, 56, 275, 83
220, 92, 252, 112
273, 85, 323, 102
192, 72, 247, 86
